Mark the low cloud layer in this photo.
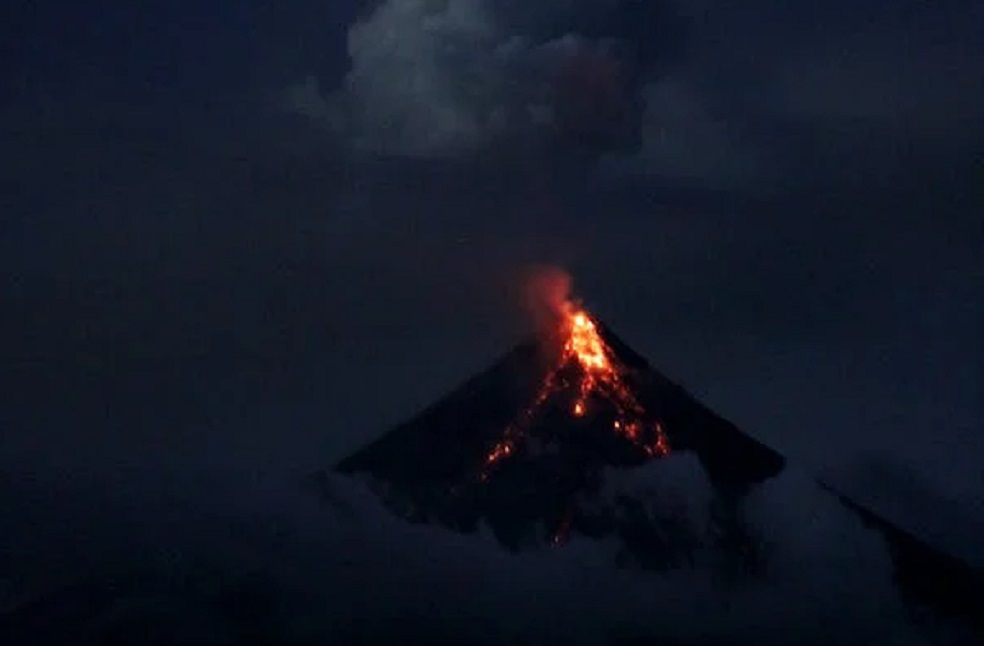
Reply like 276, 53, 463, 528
3, 448, 972, 643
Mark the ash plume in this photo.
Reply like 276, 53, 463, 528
287, 0, 687, 163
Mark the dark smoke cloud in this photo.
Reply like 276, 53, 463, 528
286, 0, 687, 162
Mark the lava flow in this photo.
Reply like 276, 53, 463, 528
480, 298, 670, 481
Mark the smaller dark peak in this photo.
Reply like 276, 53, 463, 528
818, 479, 984, 637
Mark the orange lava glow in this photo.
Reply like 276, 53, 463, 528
480, 298, 671, 480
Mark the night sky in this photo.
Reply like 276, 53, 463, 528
1, 0, 982, 637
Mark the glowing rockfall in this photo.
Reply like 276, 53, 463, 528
480, 298, 670, 480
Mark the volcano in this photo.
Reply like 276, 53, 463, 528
3, 295, 982, 644
335, 298, 784, 565
327, 292, 983, 640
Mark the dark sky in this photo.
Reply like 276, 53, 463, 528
1, 0, 982, 577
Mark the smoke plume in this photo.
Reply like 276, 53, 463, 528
522, 264, 574, 341
287, 0, 686, 162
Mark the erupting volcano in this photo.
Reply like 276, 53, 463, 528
317, 271, 984, 638
333, 270, 785, 560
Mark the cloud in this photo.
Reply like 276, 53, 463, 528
5, 451, 959, 643
285, 0, 686, 160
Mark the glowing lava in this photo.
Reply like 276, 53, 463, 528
480, 299, 670, 481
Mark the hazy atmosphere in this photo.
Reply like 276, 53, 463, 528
2, 0, 982, 642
